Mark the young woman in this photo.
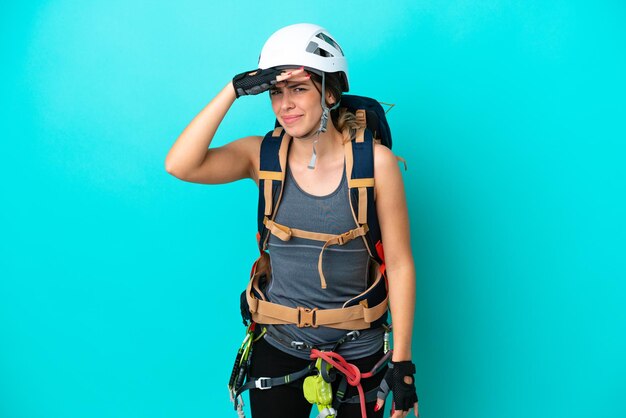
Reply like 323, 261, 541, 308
166, 23, 418, 418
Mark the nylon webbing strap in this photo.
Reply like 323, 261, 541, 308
348, 179, 375, 188
263, 180, 273, 215
264, 218, 367, 245
259, 129, 283, 222
397, 155, 408, 171
259, 170, 282, 214
258, 170, 282, 180
246, 262, 388, 329
235, 362, 315, 398
358, 188, 367, 225
258, 128, 292, 249
341, 386, 381, 404
355, 109, 366, 129
355, 129, 365, 143
264, 218, 350, 243
345, 129, 374, 226
247, 295, 389, 330
345, 136, 354, 183
355, 130, 368, 223
264, 218, 368, 289
315, 225, 368, 289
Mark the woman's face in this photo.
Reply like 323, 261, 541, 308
269, 74, 324, 138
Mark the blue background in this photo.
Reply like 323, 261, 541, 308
2, 1, 625, 417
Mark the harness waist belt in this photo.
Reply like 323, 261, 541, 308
246, 286, 389, 330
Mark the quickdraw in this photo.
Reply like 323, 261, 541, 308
228, 323, 265, 417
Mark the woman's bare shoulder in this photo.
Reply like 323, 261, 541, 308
373, 143, 400, 174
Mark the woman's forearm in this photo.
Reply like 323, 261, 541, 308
387, 264, 416, 361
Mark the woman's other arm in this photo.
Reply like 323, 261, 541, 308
374, 144, 419, 417
373, 144, 416, 362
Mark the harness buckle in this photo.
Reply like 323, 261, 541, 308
297, 307, 319, 328
346, 330, 361, 341
255, 377, 272, 390
291, 341, 306, 350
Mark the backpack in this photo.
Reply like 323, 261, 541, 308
241, 95, 394, 330
337, 95, 393, 148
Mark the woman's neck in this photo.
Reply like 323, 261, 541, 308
289, 126, 344, 168
287, 126, 345, 194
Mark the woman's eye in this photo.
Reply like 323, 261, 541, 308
293, 87, 306, 93
270, 90, 281, 96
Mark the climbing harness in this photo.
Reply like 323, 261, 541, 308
228, 323, 393, 418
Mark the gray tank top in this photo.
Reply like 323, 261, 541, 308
265, 164, 384, 360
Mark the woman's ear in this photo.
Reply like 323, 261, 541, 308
326, 91, 336, 106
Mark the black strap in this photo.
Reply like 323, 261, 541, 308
263, 326, 362, 354
332, 363, 388, 408
340, 386, 380, 404
234, 362, 315, 400
332, 377, 349, 410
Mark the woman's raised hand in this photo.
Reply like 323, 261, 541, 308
275, 67, 309, 83
232, 68, 282, 97
232, 67, 309, 98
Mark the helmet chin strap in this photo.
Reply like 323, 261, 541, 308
301, 72, 340, 170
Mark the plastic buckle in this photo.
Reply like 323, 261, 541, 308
297, 307, 318, 328
346, 330, 361, 341
291, 341, 306, 350
255, 377, 272, 390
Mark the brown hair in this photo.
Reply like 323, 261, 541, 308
309, 72, 360, 143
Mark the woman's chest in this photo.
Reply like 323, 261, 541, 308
288, 160, 344, 196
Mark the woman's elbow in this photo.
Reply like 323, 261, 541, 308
164, 158, 190, 180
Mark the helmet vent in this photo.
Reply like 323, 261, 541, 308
315, 33, 344, 56
306, 41, 334, 58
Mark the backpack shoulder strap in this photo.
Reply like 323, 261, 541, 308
344, 128, 384, 265
257, 127, 291, 251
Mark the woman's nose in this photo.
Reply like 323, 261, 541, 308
280, 91, 294, 110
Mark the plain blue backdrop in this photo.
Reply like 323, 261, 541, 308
1, 1, 625, 417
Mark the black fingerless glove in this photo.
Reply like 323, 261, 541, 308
376, 361, 418, 412
232, 68, 282, 98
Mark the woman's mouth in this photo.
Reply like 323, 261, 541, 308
281, 115, 302, 125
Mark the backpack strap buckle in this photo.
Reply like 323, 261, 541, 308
337, 225, 369, 245
297, 307, 318, 328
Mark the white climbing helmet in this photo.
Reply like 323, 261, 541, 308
258, 23, 349, 92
